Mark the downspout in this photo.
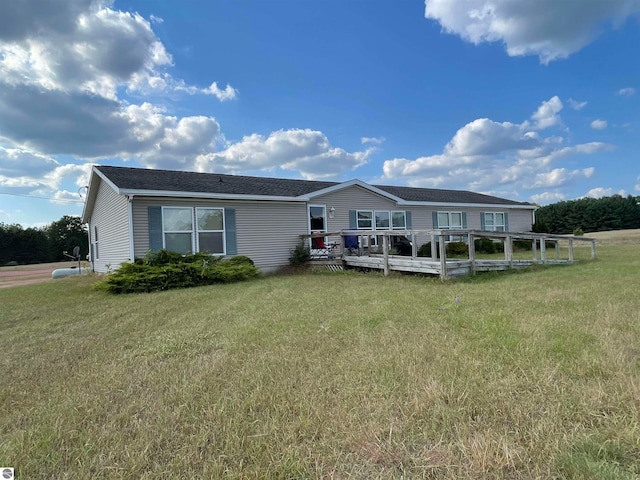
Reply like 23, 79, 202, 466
127, 195, 135, 263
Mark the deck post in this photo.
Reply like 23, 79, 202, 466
431, 234, 438, 261
411, 233, 417, 259
568, 239, 574, 262
382, 233, 389, 276
590, 239, 596, 259
468, 233, 476, 275
540, 237, 546, 264
555, 241, 560, 260
439, 234, 447, 279
532, 238, 537, 261
506, 235, 513, 269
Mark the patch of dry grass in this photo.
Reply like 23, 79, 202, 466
1, 244, 639, 478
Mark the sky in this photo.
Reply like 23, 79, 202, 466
1, 0, 639, 227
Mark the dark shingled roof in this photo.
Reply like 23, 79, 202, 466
96, 165, 531, 206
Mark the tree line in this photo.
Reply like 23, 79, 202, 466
0, 215, 88, 266
534, 194, 640, 234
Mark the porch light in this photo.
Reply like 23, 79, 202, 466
329, 206, 336, 218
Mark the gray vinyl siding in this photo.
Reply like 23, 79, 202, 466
311, 185, 534, 234
313, 185, 399, 227
132, 197, 307, 271
89, 179, 131, 273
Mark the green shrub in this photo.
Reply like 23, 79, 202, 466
417, 242, 431, 257
95, 252, 259, 294
4, 260, 18, 267
446, 241, 468, 256
513, 240, 533, 251
474, 238, 496, 254
289, 242, 311, 266
573, 227, 584, 236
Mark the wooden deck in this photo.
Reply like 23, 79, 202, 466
302, 229, 596, 279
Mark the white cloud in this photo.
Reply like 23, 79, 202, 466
590, 119, 608, 130
617, 87, 636, 96
424, 0, 640, 63
382, 97, 612, 193
204, 82, 238, 101
532, 168, 594, 188
0, 0, 235, 162
567, 98, 588, 111
361, 136, 385, 145
585, 187, 627, 198
51, 190, 85, 204
195, 129, 372, 180
530, 191, 566, 204
530, 96, 563, 130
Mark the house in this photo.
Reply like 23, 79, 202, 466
81, 165, 537, 273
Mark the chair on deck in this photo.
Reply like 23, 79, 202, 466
344, 234, 360, 255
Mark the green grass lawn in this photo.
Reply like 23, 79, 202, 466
1, 245, 639, 479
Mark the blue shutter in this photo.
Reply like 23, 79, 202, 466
349, 210, 357, 229
405, 211, 412, 229
432, 211, 438, 228
504, 212, 509, 232
148, 206, 163, 252
462, 212, 468, 229
480, 212, 486, 230
225, 208, 237, 255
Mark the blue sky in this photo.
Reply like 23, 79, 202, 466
1, 0, 639, 227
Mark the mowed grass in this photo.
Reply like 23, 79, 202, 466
1, 244, 639, 479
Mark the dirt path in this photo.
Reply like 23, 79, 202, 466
0, 262, 89, 289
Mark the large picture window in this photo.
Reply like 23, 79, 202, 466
162, 207, 225, 255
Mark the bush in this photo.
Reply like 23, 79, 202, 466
4, 260, 18, 267
573, 227, 584, 236
513, 240, 533, 251
474, 238, 496, 254
417, 242, 432, 257
289, 242, 311, 266
95, 251, 259, 294
446, 241, 468, 256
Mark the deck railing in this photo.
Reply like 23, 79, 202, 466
300, 229, 596, 278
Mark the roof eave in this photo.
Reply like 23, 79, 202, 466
119, 189, 306, 202
401, 201, 537, 209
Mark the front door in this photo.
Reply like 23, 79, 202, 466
308, 205, 327, 248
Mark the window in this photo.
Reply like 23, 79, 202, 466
93, 226, 99, 260
197, 208, 225, 254
436, 211, 464, 241
375, 211, 390, 229
163, 207, 193, 254
356, 210, 373, 229
483, 212, 505, 231
391, 211, 406, 229
356, 210, 408, 247
437, 211, 463, 230
162, 207, 226, 255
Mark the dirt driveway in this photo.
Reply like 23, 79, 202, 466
0, 262, 88, 289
